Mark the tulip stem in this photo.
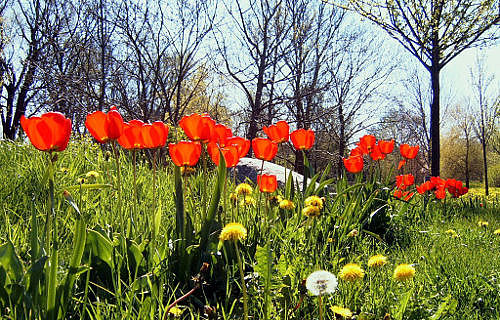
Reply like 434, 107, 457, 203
46, 153, 58, 320
112, 142, 124, 235
132, 150, 138, 234
257, 159, 264, 215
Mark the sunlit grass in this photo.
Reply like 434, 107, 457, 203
0, 139, 499, 319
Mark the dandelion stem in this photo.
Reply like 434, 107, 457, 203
318, 294, 323, 320
235, 241, 249, 320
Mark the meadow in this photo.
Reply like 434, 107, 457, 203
0, 112, 499, 320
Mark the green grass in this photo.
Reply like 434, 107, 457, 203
0, 139, 499, 319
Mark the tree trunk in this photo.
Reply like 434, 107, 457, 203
481, 132, 489, 196
337, 103, 345, 177
294, 149, 304, 175
465, 136, 470, 189
430, 65, 440, 177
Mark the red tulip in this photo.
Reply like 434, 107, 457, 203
357, 135, 376, 154
369, 144, 386, 161
207, 142, 240, 168
416, 181, 434, 194
142, 121, 169, 148
350, 147, 364, 157
446, 179, 468, 198
434, 187, 446, 199
20, 112, 72, 152
179, 113, 215, 143
226, 136, 251, 158
394, 189, 414, 201
378, 139, 394, 154
257, 174, 278, 193
397, 159, 406, 170
252, 138, 278, 161
263, 121, 289, 143
118, 120, 145, 150
400, 144, 419, 159
430, 176, 446, 189
85, 106, 124, 143
169, 141, 202, 167
210, 124, 233, 146
343, 156, 364, 173
290, 128, 315, 150
396, 174, 414, 190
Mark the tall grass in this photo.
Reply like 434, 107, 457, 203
0, 139, 498, 319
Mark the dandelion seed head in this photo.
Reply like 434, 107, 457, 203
305, 270, 337, 296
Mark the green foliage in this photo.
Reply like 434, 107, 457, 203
0, 139, 498, 319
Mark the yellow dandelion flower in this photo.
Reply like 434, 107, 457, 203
478, 220, 489, 227
494, 228, 500, 235
327, 237, 334, 243
304, 195, 324, 209
235, 183, 253, 196
168, 306, 183, 317
229, 192, 238, 204
279, 199, 295, 210
85, 170, 99, 179
347, 229, 358, 237
339, 263, 364, 282
302, 205, 320, 217
367, 254, 387, 268
393, 264, 415, 281
330, 305, 353, 318
445, 229, 458, 238
239, 196, 256, 208
180, 166, 196, 176
219, 223, 247, 242
269, 195, 283, 206
60, 167, 69, 173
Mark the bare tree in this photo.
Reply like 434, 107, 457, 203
215, 0, 291, 145
319, 25, 396, 175
1, 0, 62, 139
330, 0, 500, 177
452, 101, 475, 188
470, 55, 499, 195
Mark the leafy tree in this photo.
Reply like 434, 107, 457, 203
329, 0, 500, 177
441, 126, 483, 183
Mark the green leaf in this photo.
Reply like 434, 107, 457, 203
85, 229, 113, 268
254, 244, 273, 286
285, 171, 294, 199
429, 295, 458, 320
394, 288, 413, 320
199, 152, 226, 252
0, 241, 24, 284
173, 166, 184, 241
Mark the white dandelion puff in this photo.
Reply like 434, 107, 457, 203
305, 270, 338, 296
